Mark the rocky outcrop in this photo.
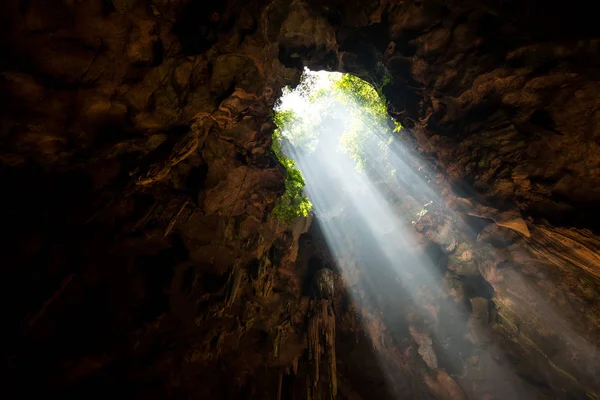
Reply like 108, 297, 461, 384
1, 0, 599, 399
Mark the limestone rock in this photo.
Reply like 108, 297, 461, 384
1, 0, 600, 399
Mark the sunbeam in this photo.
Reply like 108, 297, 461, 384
272, 68, 598, 399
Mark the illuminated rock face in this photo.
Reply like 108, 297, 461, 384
0, 0, 599, 399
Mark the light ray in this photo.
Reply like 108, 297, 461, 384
274, 68, 597, 398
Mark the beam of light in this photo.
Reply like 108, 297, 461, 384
276, 69, 599, 398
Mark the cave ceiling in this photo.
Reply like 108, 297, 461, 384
0, 0, 599, 399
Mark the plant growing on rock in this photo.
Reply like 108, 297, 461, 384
271, 110, 312, 223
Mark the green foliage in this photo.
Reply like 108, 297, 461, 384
340, 123, 369, 171
332, 74, 389, 131
270, 69, 399, 221
273, 108, 319, 151
273, 108, 295, 129
329, 74, 392, 169
380, 71, 392, 89
271, 120, 312, 223
412, 201, 433, 224
393, 120, 403, 133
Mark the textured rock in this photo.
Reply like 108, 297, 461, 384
1, 0, 600, 399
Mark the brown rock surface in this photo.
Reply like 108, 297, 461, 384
0, 0, 599, 399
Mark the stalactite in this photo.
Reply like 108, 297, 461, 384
252, 258, 275, 298
307, 268, 337, 400
133, 200, 159, 232
307, 305, 321, 400
225, 263, 244, 307
324, 300, 337, 400
277, 371, 283, 400
292, 355, 299, 375
274, 326, 282, 359
162, 200, 189, 239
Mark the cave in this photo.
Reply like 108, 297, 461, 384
1, 0, 599, 399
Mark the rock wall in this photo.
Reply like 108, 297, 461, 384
0, 0, 599, 399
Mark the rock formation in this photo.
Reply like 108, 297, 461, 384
0, 0, 599, 399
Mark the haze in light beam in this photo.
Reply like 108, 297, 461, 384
275, 69, 598, 399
